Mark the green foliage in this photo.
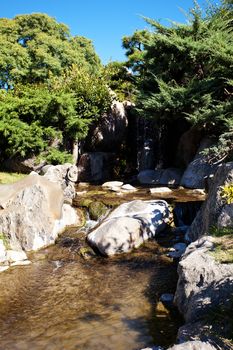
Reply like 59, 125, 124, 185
0, 68, 111, 163
104, 61, 135, 101
0, 13, 111, 164
0, 171, 26, 184
124, 1, 233, 160
0, 13, 101, 88
41, 148, 73, 165
210, 226, 233, 237
220, 183, 233, 204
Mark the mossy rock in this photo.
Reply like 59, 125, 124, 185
76, 208, 86, 227
89, 201, 108, 220
77, 198, 93, 208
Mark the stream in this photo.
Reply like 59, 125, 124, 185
0, 186, 204, 350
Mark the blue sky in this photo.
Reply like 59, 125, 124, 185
1, 0, 208, 64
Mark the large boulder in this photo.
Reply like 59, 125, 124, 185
77, 152, 115, 183
186, 162, 233, 242
176, 126, 204, 168
0, 174, 79, 253
180, 138, 218, 189
138, 168, 183, 186
174, 236, 233, 323
87, 200, 171, 256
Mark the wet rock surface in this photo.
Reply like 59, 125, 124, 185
87, 200, 172, 256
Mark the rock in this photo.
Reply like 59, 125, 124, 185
11, 260, 31, 266
89, 201, 108, 221
121, 184, 137, 191
160, 293, 174, 308
180, 138, 218, 189
2, 155, 46, 174
42, 163, 78, 202
0, 175, 79, 252
140, 347, 164, 350
84, 100, 129, 152
168, 243, 187, 258
77, 152, 115, 183
0, 240, 7, 263
186, 162, 233, 242
174, 236, 233, 323
102, 181, 123, 188
176, 126, 204, 168
167, 341, 217, 350
177, 321, 228, 349
87, 200, 171, 256
138, 168, 182, 186
150, 187, 172, 194
0, 266, 9, 272
6, 250, 27, 262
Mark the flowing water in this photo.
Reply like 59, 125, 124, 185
0, 186, 204, 350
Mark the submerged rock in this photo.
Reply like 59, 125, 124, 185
167, 341, 217, 350
87, 200, 171, 256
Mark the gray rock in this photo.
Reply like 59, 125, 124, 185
6, 250, 27, 262
160, 293, 174, 308
102, 181, 123, 188
168, 243, 187, 259
42, 163, 78, 202
150, 187, 172, 194
121, 184, 137, 191
77, 152, 115, 183
0, 175, 79, 253
138, 168, 182, 186
88, 200, 171, 256
174, 236, 233, 323
180, 138, 218, 189
86, 100, 129, 152
0, 240, 7, 263
167, 341, 217, 350
186, 162, 233, 242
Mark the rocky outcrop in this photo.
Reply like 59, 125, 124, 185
176, 126, 204, 168
180, 138, 218, 189
41, 163, 78, 202
186, 162, 233, 242
77, 152, 115, 183
85, 100, 129, 152
87, 200, 171, 256
174, 236, 233, 322
0, 174, 80, 269
138, 168, 183, 186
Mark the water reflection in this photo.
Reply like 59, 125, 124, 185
0, 240, 180, 350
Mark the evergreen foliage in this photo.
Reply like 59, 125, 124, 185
124, 1, 233, 162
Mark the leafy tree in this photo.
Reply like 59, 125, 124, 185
0, 13, 101, 88
103, 61, 135, 101
0, 66, 111, 164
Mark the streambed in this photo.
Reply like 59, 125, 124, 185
0, 186, 204, 350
